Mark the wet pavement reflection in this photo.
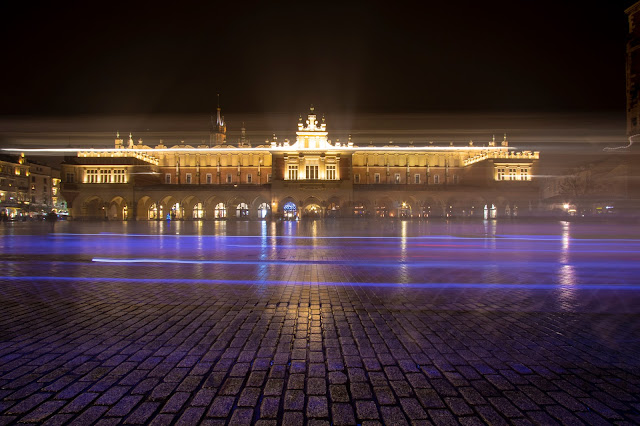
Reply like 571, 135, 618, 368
0, 219, 639, 424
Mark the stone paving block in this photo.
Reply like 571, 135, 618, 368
306, 396, 329, 418
17, 400, 65, 423
124, 401, 160, 424
175, 407, 205, 426
284, 389, 305, 411
207, 396, 235, 418
229, 407, 254, 425
259, 396, 280, 419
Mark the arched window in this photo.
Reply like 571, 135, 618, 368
236, 203, 249, 218
283, 202, 297, 219
193, 203, 204, 219
170, 202, 182, 220
148, 203, 158, 220
258, 202, 270, 219
214, 202, 226, 218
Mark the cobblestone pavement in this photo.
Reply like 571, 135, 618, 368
1, 220, 639, 425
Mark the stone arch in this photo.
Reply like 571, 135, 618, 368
422, 196, 445, 218
107, 196, 128, 220
251, 195, 271, 219
227, 195, 250, 219
493, 196, 511, 218
398, 195, 418, 218
352, 199, 373, 218
326, 196, 342, 218
137, 195, 155, 220
279, 196, 300, 220
464, 195, 486, 218
159, 195, 181, 220
301, 196, 324, 218
82, 195, 105, 220
204, 195, 223, 220
182, 195, 203, 220
375, 196, 394, 218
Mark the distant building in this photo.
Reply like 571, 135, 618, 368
60, 107, 540, 220
0, 153, 30, 219
626, 1, 640, 137
27, 162, 66, 216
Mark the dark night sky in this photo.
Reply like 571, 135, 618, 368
0, 1, 634, 116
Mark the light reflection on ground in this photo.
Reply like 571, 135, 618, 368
0, 219, 639, 424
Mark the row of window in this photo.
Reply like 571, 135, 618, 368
353, 173, 457, 184
287, 165, 336, 180
85, 169, 127, 183
496, 168, 530, 181
165, 173, 273, 184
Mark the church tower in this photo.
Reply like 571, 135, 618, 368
209, 94, 227, 145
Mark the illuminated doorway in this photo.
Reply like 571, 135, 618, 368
193, 203, 204, 219
214, 203, 226, 219
236, 202, 249, 218
283, 202, 297, 220
257, 202, 270, 219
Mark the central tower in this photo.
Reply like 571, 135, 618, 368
292, 106, 332, 150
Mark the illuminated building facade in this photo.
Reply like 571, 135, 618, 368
0, 154, 64, 219
60, 107, 540, 220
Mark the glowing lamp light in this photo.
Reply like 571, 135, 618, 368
563, 203, 570, 209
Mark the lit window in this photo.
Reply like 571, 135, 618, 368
414, 174, 420, 184
305, 165, 318, 180
86, 169, 98, 183
214, 202, 226, 218
497, 168, 505, 181
326, 165, 336, 180
288, 165, 298, 180
521, 168, 529, 180
395, 173, 401, 184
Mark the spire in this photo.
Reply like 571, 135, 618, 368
216, 93, 224, 126
210, 94, 226, 145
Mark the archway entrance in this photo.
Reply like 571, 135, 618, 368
170, 202, 182, 220
214, 203, 226, 219
283, 202, 297, 220
236, 203, 249, 218
326, 202, 340, 218
257, 202, 270, 219
484, 204, 497, 219
193, 203, 204, 219
399, 202, 411, 218
304, 204, 322, 218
